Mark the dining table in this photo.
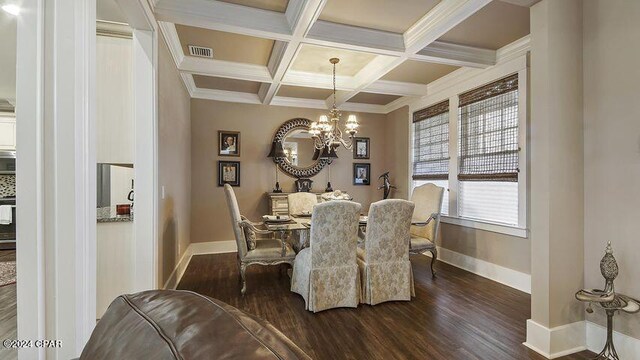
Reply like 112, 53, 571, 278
262, 213, 432, 254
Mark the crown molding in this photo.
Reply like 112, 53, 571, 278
281, 70, 354, 91
180, 73, 197, 97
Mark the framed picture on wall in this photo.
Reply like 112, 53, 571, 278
353, 137, 370, 159
218, 131, 240, 156
353, 163, 371, 185
218, 161, 240, 186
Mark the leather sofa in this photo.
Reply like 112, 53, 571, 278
80, 290, 311, 359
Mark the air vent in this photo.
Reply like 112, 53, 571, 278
188, 45, 213, 58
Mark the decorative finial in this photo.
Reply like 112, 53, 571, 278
605, 241, 613, 254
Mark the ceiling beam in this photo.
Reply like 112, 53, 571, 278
259, 0, 327, 105
305, 20, 405, 56
403, 0, 492, 53
331, 0, 492, 106
153, 0, 292, 41
411, 40, 495, 68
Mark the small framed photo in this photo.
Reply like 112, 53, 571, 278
353, 137, 370, 159
353, 163, 371, 185
218, 161, 240, 187
218, 131, 240, 156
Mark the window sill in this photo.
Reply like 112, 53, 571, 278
440, 215, 528, 238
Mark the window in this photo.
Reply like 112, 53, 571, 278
457, 74, 519, 225
412, 100, 449, 214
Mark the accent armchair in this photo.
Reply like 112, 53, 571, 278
224, 184, 295, 295
357, 199, 415, 305
290, 201, 362, 312
409, 183, 444, 278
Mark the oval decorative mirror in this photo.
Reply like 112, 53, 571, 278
271, 118, 331, 178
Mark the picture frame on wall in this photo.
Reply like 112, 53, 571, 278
218, 161, 240, 187
218, 131, 240, 156
353, 137, 370, 159
353, 163, 371, 185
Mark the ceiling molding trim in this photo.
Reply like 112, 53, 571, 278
182, 57, 273, 83
332, 56, 405, 105
191, 88, 262, 104
339, 102, 387, 114
259, 0, 327, 105
286, 0, 325, 37
403, 0, 492, 53
282, 70, 354, 90
153, 0, 293, 41
383, 96, 415, 113
180, 73, 197, 97
305, 20, 405, 55
158, 21, 185, 67
411, 40, 495, 68
96, 20, 132, 39
496, 34, 530, 63
367, 80, 428, 97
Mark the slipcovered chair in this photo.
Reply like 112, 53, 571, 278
224, 184, 295, 295
290, 201, 361, 312
409, 183, 444, 278
287, 192, 318, 215
357, 199, 415, 305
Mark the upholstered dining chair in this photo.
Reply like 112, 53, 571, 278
287, 192, 318, 215
290, 201, 362, 312
409, 183, 445, 278
224, 184, 296, 295
357, 199, 415, 305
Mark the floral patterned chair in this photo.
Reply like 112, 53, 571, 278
287, 192, 318, 215
224, 184, 296, 295
290, 201, 362, 312
357, 199, 415, 305
409, 183, 445, 278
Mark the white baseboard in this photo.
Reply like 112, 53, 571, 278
163, 240, 237, 289
422, 246, 531, 294
586, 321, 640, 359
524, 319, 586, 359
524, 319, 640, 359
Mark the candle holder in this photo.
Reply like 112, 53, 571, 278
575, 242, 640, 359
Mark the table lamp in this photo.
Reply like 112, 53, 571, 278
267, 141, 285, 193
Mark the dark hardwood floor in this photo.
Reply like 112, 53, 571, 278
178, 253, 594, 360
0, 249, 17, 360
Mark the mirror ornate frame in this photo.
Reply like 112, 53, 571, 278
272, 118, 331, 178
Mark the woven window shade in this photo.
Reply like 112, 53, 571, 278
413, 100, 449, 180
458, 74, 519, 182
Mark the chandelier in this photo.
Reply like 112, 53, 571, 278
309, 58, 359, 151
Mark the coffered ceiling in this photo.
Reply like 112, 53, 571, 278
152, 0, 533, 114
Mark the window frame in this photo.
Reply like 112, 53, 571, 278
408, 60, 528, 238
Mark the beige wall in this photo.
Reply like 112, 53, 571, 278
158, 33, 191, 288
190, 99, 387, 243
530, 0, 585, 329
583, 0, 640, 339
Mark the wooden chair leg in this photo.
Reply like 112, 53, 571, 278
240, 263, 247, 296
428, 248, 438, 279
